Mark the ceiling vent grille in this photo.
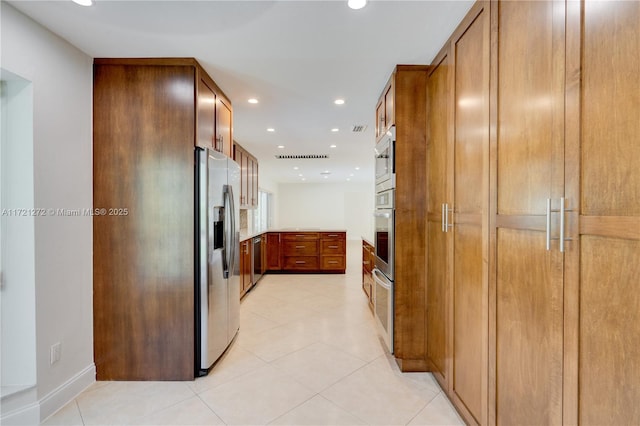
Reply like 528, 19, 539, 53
275, 154, 329, 160
351, 125, 367, 133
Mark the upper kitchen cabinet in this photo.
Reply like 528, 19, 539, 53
375, 80, 395, 140
197, 68, 233, 157
233, 142, 259, 209
93, 58, 232, 381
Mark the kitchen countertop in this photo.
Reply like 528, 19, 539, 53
239, 228, 347, 242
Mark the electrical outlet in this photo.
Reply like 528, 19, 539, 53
50, 342, 61, 365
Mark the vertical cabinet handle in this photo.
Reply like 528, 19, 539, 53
546, 198, 551, 251
442, 203, 453, 233
546, 197, 572, 252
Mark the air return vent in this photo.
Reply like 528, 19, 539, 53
275, 154, 329, 160
351, 125, 368, 133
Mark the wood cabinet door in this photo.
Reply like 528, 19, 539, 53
266, 233, 281, 270
240, 149, 249, 208
251, 159, 259, 208
216, 98, 232, 156
490, 1, 566, 424
197, 79, 215, 149
375, 99, 385, 139
564, 2, 640, 424
449, 3, 490, 424
247, 156, 255, 209
426, 48, 451, 391
384, 81, 394, 130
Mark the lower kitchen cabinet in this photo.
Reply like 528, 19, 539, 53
263, 231, 346, 274
320, 232, 346, 272
266, 233, 282, 270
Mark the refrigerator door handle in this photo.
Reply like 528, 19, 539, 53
226, 184, 237, 274
223, 185, 236, 278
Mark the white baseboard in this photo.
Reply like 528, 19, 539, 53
0, 386, 39, 426
39, 363, 96, 423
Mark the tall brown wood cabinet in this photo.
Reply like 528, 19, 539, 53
376, 66, 429, 371
425, 2, 490, 424
93, 58, 232, 381
422, 1, 639, 424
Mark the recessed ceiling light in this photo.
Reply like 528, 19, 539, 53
72, 0, 93, 5
347, 178, 351, 181
302, 178, 307, 181
293, 166, 299, 170
323, 176, 329, 179
334, 99, 345, 105
331, 128, 339, 132
323, 170, 330, 174
355, 167, 360, 170
277, 145, 285, 149
347, 0, 367, 10
248, 98, 259, 104
298, 174, 303, 177
267, 128, 275, 132
350, 173, 354, 177
330, 144, 337, 148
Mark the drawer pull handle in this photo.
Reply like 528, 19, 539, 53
328, 245, 338, 249
328, 261, 339, 264
296, 245, 305, 249
295, 261, 306, 264
327, 234, 338, 237
296, 234, 305, 237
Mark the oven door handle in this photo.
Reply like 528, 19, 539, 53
372, 268, 392, 290
373, 211, 391, 218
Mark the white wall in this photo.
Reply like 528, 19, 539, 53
277, 182, 374, 241
1, 70, 37, 390
258, 168, 280, 229
1, 3, 94, 422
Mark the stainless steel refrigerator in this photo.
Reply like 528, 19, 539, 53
195, 147, 240, 376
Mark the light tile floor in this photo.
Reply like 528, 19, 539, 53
43, 241, 464, 426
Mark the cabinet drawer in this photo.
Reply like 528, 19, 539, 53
321, 256, 345, 270
321, 239, 345, 255
283, 256, 318, 270
282, 232, 320, 241
283, 241, 318, 256
321, 232, 345, 240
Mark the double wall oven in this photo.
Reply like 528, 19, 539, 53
373, 127, 395, 353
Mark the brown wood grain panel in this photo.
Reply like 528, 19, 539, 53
283, 241, 318, 256
495, 214, 546, 232
579, 236, 640, 425
426, 49, 451, 384
281, 232, 320, 241
216, 98, 232, 156
580, 215, 640, 241
282, 256, 319, 270
581, 0, 640, 217
426, 221, 447, 378
266, 232, 281, 270
93, 64, 195, 380
320, 255, 345, 271
453, 223, 483, 423
496, 0, 556, 216
454, 9, 485, 217
391, 67, 429, 366
496, 228, 563, 425
197, 79, 215, 150
320, 239, 345, 255
451, 5, 489, 422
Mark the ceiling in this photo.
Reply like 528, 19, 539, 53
9, 0, 473, 184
